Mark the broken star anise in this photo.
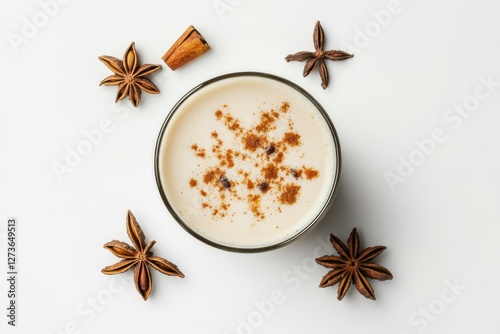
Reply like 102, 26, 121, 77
285, 21, 353, 89
99, 42, 162, 107
316, 228, 393, 301
101, 210, 184, 300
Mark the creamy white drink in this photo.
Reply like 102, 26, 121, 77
156, 73, 340, 251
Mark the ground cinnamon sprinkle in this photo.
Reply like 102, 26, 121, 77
191, 143, 206, 158
304, 167, 319, 180
279, 184, 301, 205
274, 152, 284, 163
226, 150, 235, 168
280, 102, 290, 113
256, 112, 277, 133
224, 114, 241, 132
283, 132, 301, 146
203, 169, 219, 184
243, 133, 264, 152
262, 163, 278, 180
248, 194, 264, 219
189, 179, 197, 187
188, 101, 320, 220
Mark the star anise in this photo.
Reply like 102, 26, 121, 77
101, 210, 184, 300
285, 21, 353, 89
315, 228, 393, 301
99, 42, 162, 107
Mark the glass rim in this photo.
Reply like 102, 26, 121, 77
154, 71, 342, 253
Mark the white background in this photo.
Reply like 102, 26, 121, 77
1, 0, 500, 333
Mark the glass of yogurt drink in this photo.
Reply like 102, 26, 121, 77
155, 72, 341, 252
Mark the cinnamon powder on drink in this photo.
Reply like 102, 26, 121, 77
188, 101, 319, 220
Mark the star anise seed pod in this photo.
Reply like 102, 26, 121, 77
101, 210, 184, 300
285, 21, 353, 89
99, 42, 162, 107
316, 228, 393, 301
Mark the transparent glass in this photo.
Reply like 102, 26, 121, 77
154, 72, 341, 252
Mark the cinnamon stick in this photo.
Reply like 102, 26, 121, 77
162, 25, 211, 70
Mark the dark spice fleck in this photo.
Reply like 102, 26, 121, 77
258, 181, 269, 193
266, 144, 276, 155
220, 175, 231, 189
291, 168, 302, 179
